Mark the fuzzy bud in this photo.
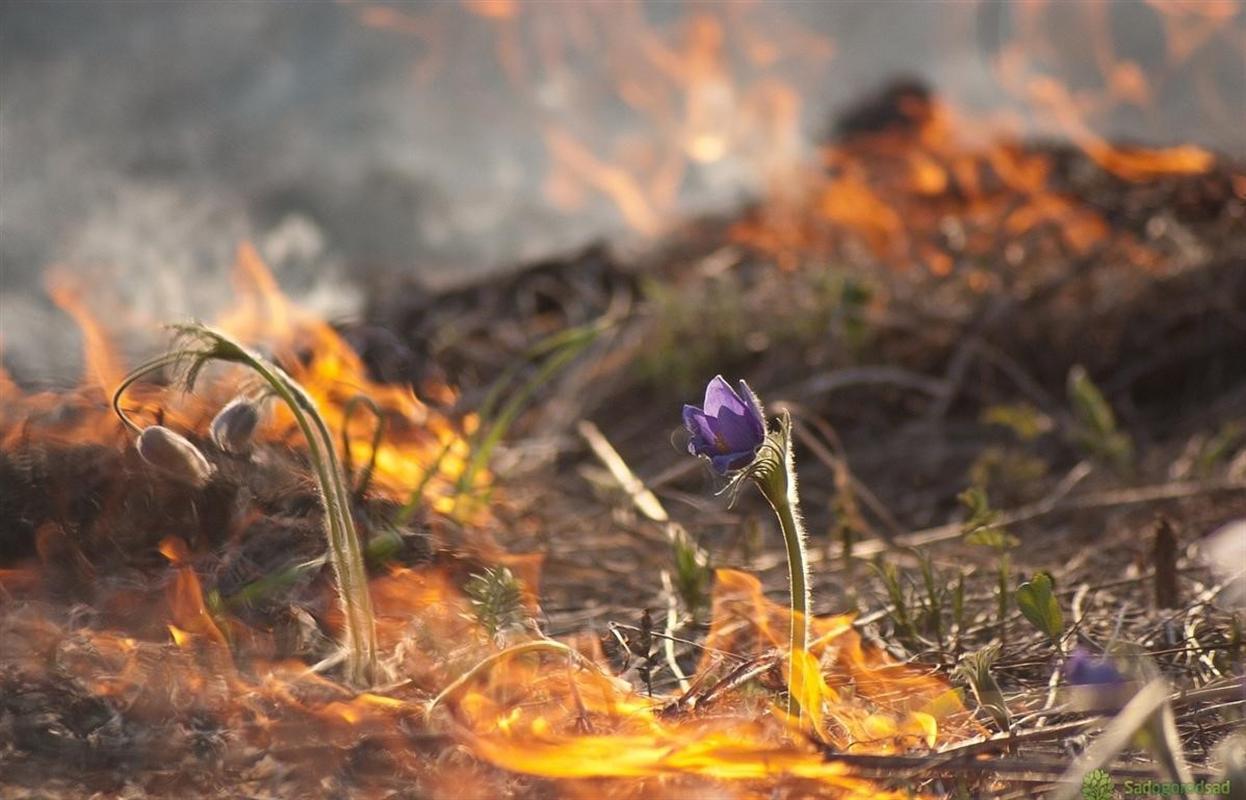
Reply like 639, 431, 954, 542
210, 398, 261, 455
136, 426, 214, 487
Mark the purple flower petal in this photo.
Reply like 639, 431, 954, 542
702, 375, 747, 420
682, 405, 716, 456
711, 403, 762, 454
736, 379, 766, 440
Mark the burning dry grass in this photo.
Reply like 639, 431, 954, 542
3, 70, 1245, 800
0, 247, 988, 798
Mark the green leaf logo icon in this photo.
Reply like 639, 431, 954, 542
1081, 768, 1114, 800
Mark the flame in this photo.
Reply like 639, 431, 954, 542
2, 243, 477, 511
431, 569, 976, 792
360, 2, 830, 236
357, 0, 1230, 263
1, 549, 975, 796
159, 536, 229, 648
725, 77, 1219, 279
45, 269, 127, 392
216, 242, 478, 509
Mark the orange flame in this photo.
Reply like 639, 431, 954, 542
2, 243, 478, 512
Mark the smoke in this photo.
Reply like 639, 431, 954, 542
2, 1, 1240, 384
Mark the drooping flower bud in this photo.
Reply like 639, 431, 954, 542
210, 397, 261, 455
136, 426, 214, 487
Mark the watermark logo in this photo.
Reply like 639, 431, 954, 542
1078, 770, 1235, 798
1082, 768, 1115, 800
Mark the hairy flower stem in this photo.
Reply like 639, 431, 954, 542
113, 326, 378, 686
751, 416, 810, 721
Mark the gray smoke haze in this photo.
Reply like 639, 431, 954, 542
2, 1, 1241, 385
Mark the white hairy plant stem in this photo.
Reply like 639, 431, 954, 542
752, 415, 811, 722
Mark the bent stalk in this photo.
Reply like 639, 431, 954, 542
113, 324, 378, 686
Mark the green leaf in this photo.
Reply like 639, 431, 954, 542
959, 487, 1019, 550
964, 526, 1021, 549
1067, 365, 1134, 472
1015, 571, 1064, 644
672, 527, 712, 618
955, 644, 1010, 733
980, 402, 1053, 442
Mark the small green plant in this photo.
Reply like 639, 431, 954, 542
870, 551, 966, 653
451, 319, 605, 515
956, 643, 1011, 733
1067, 365, 1132, 473
340, 394, 385, 502
980, 402, 1053, 442
114, 324, 378, 686
835, 277, 873, 354
638, 278, 748, 395
1195, 421, 1243, 477
1015, 571, 1064, 647
671, 526, 712, 620
973, 402, 1051, 504
871, 558, 917, 644
915, 549, 950, 650
638, 271, 877, 395
829, 461, 867, 568
960, 486, 1018, 639
464, 566, 528, 646
968, 447, 1049, 504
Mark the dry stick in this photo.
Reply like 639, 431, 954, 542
608, 622, 747, 664
426, 640, 608, 716
811, 750, 1216, 783
932, 680, 1244, 762
340, 394, 385, 502
577, 419, 668, 524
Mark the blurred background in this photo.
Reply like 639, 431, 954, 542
1, 0, 1242, 380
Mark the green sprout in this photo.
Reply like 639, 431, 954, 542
960, 486, 1019, 641
465, 566, 528, 646
1067, 365, 1132, 473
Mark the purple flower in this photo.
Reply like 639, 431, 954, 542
1064, 647, 1126, 686
683, 375, 766, 474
